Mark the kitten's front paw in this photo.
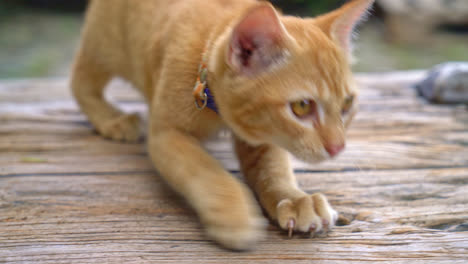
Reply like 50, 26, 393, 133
276, 193, 337, 237
98, 113, 143, 142
202, 188, 267, 251
205, 213, 266, 251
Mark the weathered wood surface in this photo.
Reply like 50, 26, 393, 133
0, 72, 467, 263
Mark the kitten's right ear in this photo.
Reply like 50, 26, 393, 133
226, 3, 291, 77
313, 0, 374, 53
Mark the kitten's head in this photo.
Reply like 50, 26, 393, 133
211, 0, 374, 163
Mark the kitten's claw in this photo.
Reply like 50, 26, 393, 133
288, 219, 295, 238
309, 223, 316, 232
276, 193, 337, 237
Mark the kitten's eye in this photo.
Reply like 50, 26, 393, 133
342, 95, 354, 115
290, 99, 317, 119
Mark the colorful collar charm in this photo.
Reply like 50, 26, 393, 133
193, 55, 218, 114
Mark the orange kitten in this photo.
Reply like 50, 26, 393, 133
71, 0, 374, 250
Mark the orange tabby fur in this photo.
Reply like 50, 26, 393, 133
71, 0, 374, 250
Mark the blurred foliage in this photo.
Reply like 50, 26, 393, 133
0, 1, 17, 19
0, 0, 344, 16
0, 2, 83, 78
0, 0, 86, 12
0, 0, 468, 78
270, 0, 345, 16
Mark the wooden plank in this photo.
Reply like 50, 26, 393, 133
1, 74, 466, 174
1, 169, 467, 263
0, 72, 467, 263
0, 78, 142, 103
1, 118, 466, 175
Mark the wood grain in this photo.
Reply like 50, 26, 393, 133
0, 72, 467, 263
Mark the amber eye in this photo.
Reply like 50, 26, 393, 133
342, 95, 354, 115
290, 99, 317, 118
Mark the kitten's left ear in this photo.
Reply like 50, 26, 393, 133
314, 0, 375, 53
226, 3, 293, 77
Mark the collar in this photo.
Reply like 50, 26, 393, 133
193, 54, 218, 114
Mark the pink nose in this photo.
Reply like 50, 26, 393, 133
325, 144, 345, 157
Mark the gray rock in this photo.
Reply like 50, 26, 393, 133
378, 0, 468, 43
416, 62, 468, 104
378, 0, 468, 25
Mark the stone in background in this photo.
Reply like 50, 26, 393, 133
416, 62, 468, 104
378, 0, 468, 43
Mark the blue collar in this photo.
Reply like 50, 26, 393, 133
204, 85, 218, 114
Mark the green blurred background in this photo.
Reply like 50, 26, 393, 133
0, 0, 467, 79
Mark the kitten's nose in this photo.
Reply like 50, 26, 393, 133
325, 144, 345, 157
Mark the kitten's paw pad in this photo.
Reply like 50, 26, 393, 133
277, 193, 337, 236
99, 113, 143, 142
205, 215, 266, 251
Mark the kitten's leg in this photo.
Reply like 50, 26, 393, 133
234, 138, 338, 236
71, 52, 143, 142
148, 129, 266, 250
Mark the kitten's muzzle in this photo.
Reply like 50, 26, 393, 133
325, 143, 345, 158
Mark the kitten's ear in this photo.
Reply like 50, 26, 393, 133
227, 3, 291, 76
314, 0, 374, 53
